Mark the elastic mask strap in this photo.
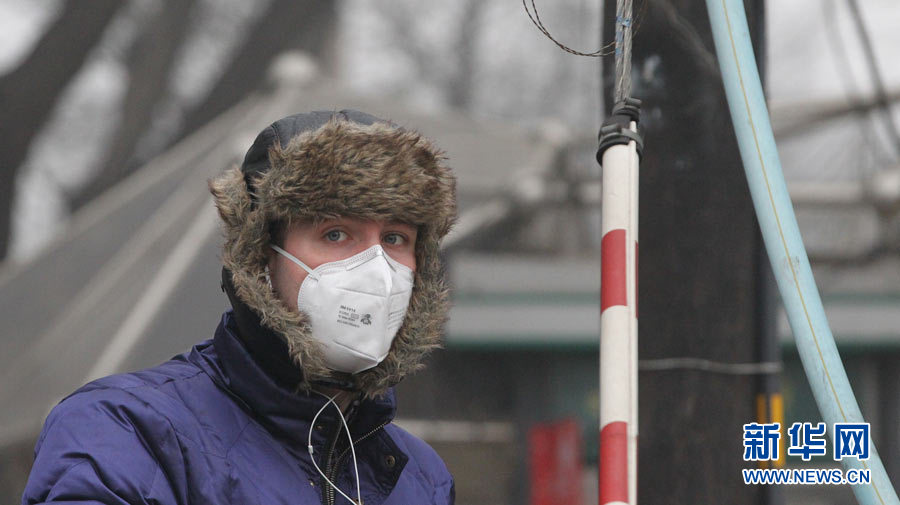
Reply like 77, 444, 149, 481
270, 244, 317, 278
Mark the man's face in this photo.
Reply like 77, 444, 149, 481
268, 217, 418, 311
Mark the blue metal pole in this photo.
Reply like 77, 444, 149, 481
704, 1, 899, 503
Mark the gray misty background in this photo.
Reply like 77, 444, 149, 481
0, 1, 898, 504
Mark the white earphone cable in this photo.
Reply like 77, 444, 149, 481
308, 391, 362, 505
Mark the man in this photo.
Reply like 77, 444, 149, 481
23, 110, 458, 504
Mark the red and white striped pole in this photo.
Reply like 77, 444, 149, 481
598, 99, 642, 505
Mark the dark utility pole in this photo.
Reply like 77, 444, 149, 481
602, 0, 767, 503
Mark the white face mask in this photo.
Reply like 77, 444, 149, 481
270, 243, 414, 374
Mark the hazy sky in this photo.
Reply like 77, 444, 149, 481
1, 0, 897, 260
767, 0, 899, 105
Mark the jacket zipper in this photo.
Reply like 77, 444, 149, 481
321, 420, 343, 505
325, 421, 389, 505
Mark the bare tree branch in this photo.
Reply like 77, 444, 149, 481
179, 0, 337, 136
69, 0, 197, 211
0, 0, 124, 260
378, 0, 488, 110
446, 0, 488, 109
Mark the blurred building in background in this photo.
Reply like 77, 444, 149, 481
0, 1, 898, 504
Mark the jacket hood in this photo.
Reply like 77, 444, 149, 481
209, 110, 458, 398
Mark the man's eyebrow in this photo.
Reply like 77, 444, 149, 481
312, 217, 343, 228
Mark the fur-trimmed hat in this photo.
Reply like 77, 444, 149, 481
209, 110, 457, 398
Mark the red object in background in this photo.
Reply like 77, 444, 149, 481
529, 419, 584, 505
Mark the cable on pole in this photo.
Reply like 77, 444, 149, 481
521, 0, 647, 58
522, 3, 644, 503
614, 0, 634, 102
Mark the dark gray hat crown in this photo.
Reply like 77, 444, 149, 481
240, 109, 389, 189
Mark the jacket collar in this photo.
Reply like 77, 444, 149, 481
193, 311, 398, 448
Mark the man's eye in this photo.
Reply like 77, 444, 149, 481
325, 230, 347, 242
384, 233, 406, 245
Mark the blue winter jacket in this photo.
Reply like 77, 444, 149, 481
22, 312, 454, 504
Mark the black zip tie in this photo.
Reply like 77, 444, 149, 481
597, 97, 644, 163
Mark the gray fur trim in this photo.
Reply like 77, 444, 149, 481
209, 117, 457, 398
